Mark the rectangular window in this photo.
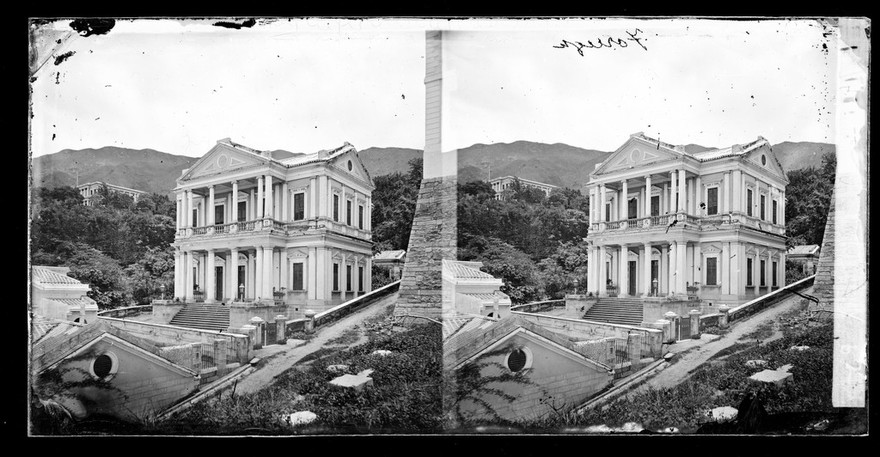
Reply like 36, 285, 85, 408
605, 203, 611, 221
746, 259, 753, 286
627, 198, 638, 219
772, 200, 778, 224
238, 201, 246, 222
192, 209, 198, 227
358, 205, 364, 230
215, 205, 224, 225
706, 258, 717, 286
772, 261, 778, 286
333, 264, 339, 291
760, 260, 766, 286
651, 195, 660, 216
292, 263, 304, 290
358, 266, 365, 292
293, 193, 305, 221
707, 187, 718, 215
333, 194, 339, 221
346, 200, 353, 226
346, 265, 352, 291
760, 195, 766, 220
747, 189, 753, 216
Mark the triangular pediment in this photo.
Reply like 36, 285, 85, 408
593, 136, 683, 176
743, 143, 788, 182
180, 142, 269, 182
329, 146, 374, 188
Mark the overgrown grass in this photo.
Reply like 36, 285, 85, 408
325, 327, 362, 346
742, 321, 776, 341
512, 317, 835, 433
147, 322, 442, 434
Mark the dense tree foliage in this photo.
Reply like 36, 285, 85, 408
785, 152, 836, 248
458, 178, 591, 303
30, 186, 178, 308
370, 158, 422, 254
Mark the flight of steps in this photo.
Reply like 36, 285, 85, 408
582, 298, 644, 326
168, 303, 231, 331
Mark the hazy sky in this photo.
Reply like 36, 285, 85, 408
31, 18, 838, 158
444, 19, 837, 151
30, 19, 428, 158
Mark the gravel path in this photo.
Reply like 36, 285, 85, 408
233, 295, 397, 395
630, 287, 813, 394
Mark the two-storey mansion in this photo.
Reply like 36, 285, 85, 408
584, 133, 789, 306
171, 138, 374, 314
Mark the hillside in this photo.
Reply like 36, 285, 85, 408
31, 140, 835, 196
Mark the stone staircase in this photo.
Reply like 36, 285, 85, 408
582, 297, 644, 326
168, 303, 231, 331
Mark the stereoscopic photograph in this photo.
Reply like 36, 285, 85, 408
27, 17, 868, 437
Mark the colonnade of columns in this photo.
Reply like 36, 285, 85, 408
175, 174, 373, 233
585, 241, 786, 299
586, 169, 785, 227
172, 246, 373, 304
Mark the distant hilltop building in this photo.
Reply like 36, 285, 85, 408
584, 132, 788, 307
489, 176, 559, 200
77, 181, 147, 206
170, 138, 374, 325
373, 250, 406, 281
788, 245, 820, 275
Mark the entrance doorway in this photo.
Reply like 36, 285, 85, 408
628, 261, 637, 295
238, 266, 246, 300
215, 267, 224, 301
651, 260, 659, 296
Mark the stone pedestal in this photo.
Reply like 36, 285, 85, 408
249, 316, 266, 349
689, 309, 701, 339
718, 305, 730, 328
275, 315, 288, 345
664, 311, 678, 341
304, 309, 316, 333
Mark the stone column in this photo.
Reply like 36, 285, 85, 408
660, 244, 669, 295
246, 251, 255, 299
732, 170, 742, 213
668, 242, 677, 294
263, 246, 274, 298
231, 180, 239, 223
598, 245, 607, 295
281, 181, 289, 221
265, 175, 274, 220
304, 309, 316, 333
205, 250, 216, 303
729, 242, 740, 296
692, 243, 701, 290
741, 172, 748, 216
765, 251, 772, 291
248, 188, 255, 220
620, 179, 628, 221
669, 170, 678, 212
588, 187, 595, 225
642, 243, 651, 297
255, 247, 263, 300
780, 191, 786, 225
677, 241, 687, 293
722, 172, 730, 213
206, 185, 215, 226
599, 184, 606, 222
280, 248, 289, 295
720, 242, 729, 295
309, 177, 317, 219
752, 253, 759, 295
186, 189, 194, 230
175, 197, 182, 230
228, 248, 238, 301
644, 175, 652, 217
257, 176, 265, 219
173, 249, 182, 299
365, 257, 373, 293
779, 252, 786, 288
184, 251, 194, 301
678, 169, 687, 214
664, 311, 679, 341
621, 245, 630, 296
695, 176, 702, 215
662, 183, 668, 214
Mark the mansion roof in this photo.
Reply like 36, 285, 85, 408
219, 138, 359, 169
373, 250, 406, 261
444, 260, 497, 280
628, 132, 770, 163
788, 244, 820, 256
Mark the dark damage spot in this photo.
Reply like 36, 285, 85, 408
54, 51, 75, 66
69, 19, 116, 37
213, 18, 257, 30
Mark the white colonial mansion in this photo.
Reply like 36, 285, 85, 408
77, 181, 147, 206
584, 132, 789, 306
490, 175, 559, 200
171, 138, 374, 314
